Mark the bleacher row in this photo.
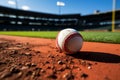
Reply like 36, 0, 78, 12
0, 6, 120, 31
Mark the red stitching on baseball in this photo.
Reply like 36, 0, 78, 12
63, 32, 83, 54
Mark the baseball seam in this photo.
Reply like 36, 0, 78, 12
62, 32, 83, 54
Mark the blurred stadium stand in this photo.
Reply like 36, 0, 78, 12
0, 6, 120, 31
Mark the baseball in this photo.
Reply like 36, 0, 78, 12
56, 28, 83, 54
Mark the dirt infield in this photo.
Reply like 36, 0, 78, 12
0, 35, 120, 80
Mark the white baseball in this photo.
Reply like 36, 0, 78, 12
56, 28, 83, 54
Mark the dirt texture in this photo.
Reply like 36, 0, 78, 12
0, 35, 120, 80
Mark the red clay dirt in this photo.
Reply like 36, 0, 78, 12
0, 35, 120, 80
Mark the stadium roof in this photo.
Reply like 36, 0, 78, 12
0, 6, 80, 19
0, 5, 120, 20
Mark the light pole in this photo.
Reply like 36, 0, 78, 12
57, 1, 65, 15
112, 0, 116, 32
14, 0, 18, 25
8, 0, 18, 24
13, 0, 18, 25
59, 4, 61, 15
15, 0, 18, 9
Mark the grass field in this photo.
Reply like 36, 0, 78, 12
0, 31, 120, 44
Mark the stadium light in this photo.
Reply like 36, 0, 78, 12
57, 1, 65, 15
8, 0, 18, 9
112, 0, 116, 32
22, 5, 30, 10
8, 0, 16, 5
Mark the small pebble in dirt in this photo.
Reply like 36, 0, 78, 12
35, 51, 41, 53
104, 76, 110, 80
95, 62, 98, 65
58, 60, 64, 65
24, 47, 29, 50
21, 66, 29, 70
25, 62, 31, 67
87, 66, 92, 70
77, 68, 81, 71
16, 44, 22, 47
87, 63, 92, 66
26, 71, 33, 76
45, 61, 50, 64
69, 60, 74, 64
34, 68, 41, 76
56, 49, 62, 53
48, 50, 51, 53
47, 54, 55, 58
15, 72, 23, 79
81, 73, 88, 79
47, 74, 57, 79
31, 70, 40, 79
25, 53, 31, 56
57, 66, 66, 71
55, 54, 59, 57
25, 42, 29, 45
12, 50, 18, 54
31, 72, 36, 79
31, 63, 37, 67
0, 61, 6, 65
41, 69, 45, 73
51, 55, 55, 58
47, 54, 51, 58
81, 60, 87, 66
0, 71, 12, 79
10, 67, 20, 73
63, 72, 74, 80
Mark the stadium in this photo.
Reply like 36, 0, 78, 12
0, 1, 120, 80
0, 5, 120, 31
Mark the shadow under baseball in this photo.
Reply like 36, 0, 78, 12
68, 51, 120, 63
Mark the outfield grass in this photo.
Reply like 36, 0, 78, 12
0, 31, 120, 44
0, 31, 58, 39
81, 32, 120, 44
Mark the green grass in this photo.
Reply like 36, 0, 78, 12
0, 31, 120, 44
0, 31, 58, 39
80, 32, 120, 44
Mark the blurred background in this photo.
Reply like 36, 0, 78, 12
0, 0, 120, 31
